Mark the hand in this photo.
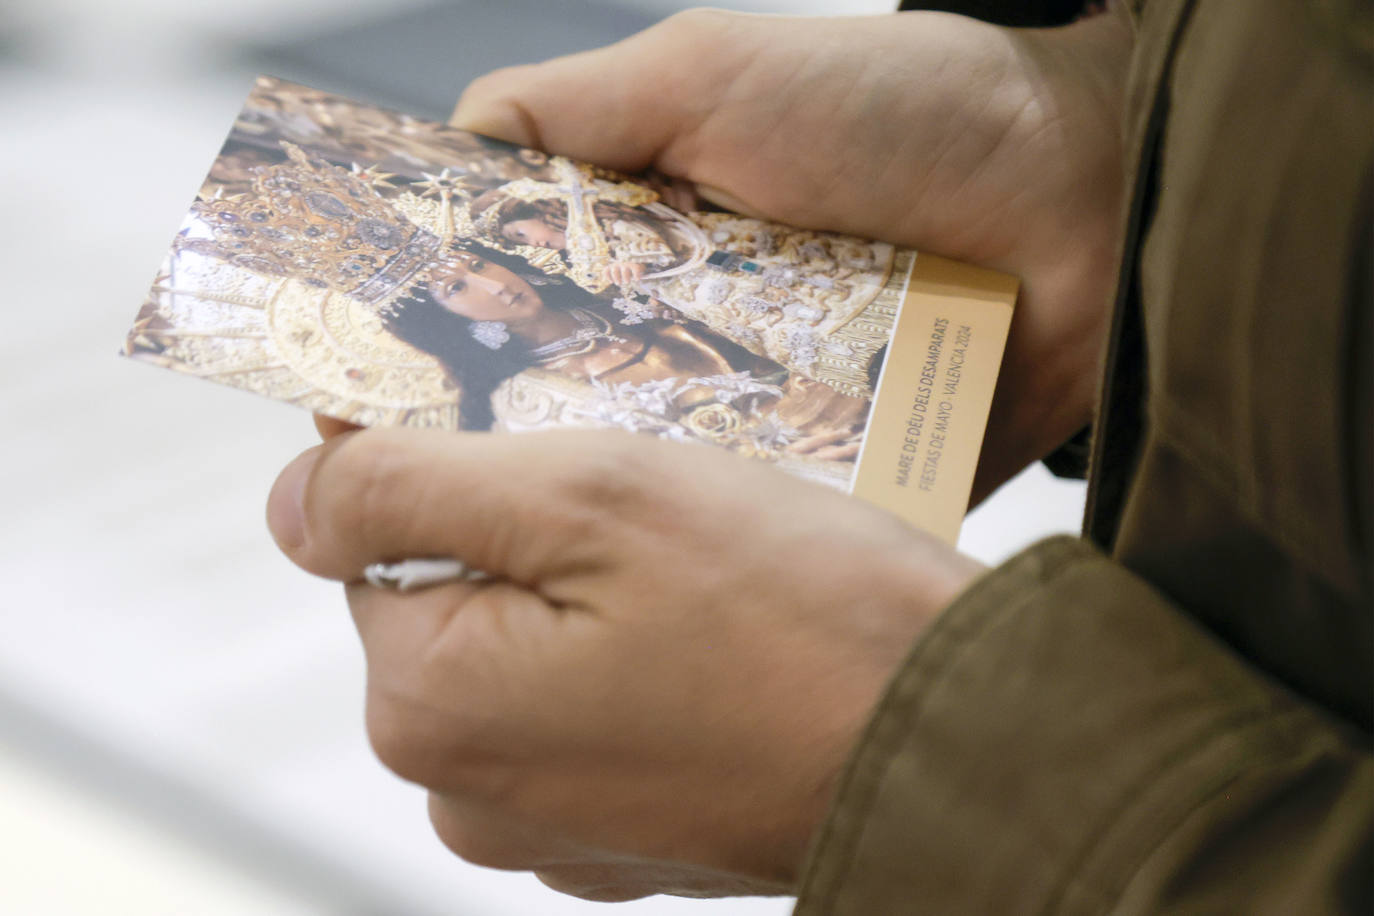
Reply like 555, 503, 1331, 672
267, 427, 983, 900
600, 259, 646, 288
453, 8, 1133, 502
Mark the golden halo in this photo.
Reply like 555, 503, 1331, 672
267, 280, 460, 426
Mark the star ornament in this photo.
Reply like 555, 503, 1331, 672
195, 185, 244, 203
349, 162, 398, 191
414, 167, 484, 200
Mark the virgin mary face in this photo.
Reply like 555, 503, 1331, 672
427, 253, 543, 323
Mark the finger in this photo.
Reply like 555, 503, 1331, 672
536, 860, 788, 901
536, 869, 655, 903
343, 576, 487, 670
659, 175, 701, 212
344, 574, 560, 686
314, 413, 362, 441
450, 10, 755, 174
266, 425, 657, 583
427, 793, 590, 872
693, 183, 769, 220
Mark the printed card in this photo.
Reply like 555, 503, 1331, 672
123, 77, 1016, 542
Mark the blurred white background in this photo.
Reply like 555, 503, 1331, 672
0, 0, 1086, 913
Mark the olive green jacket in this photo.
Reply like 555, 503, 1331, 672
795, 2, 1373, 912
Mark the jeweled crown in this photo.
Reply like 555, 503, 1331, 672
188, 143, 445, 306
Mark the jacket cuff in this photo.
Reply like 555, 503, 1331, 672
793, 536, 1361, 914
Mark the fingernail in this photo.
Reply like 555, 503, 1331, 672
267, 446, 322, 551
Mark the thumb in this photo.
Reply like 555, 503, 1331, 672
266, 427, 628, 585
449, 9, 755, 175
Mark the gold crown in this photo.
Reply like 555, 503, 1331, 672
189, 143, 445, 308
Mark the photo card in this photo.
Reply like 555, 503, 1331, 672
124, 77, 1016, 541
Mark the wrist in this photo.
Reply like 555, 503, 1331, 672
776, 532, 985, 883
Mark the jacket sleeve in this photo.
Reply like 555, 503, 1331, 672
793, 536, 1373, 915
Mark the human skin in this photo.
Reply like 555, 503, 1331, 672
269, 427, 982, 900
454, 8, 1132, 504
286, 7, 1133, 902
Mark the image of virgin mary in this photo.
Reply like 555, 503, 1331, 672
468, 156, 908, 400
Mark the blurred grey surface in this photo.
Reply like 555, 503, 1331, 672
249, 0, 658, 120
0, 0, 1082, 913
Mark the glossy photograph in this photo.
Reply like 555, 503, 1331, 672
124, 76, 914, 489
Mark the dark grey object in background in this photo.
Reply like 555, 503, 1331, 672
0, 11, 29, 64
248, 0, 658, 121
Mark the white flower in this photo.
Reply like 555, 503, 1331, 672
764, 267, 799, 288
627, 378, 685, 414
612, 296, 657, 325
746, 413, 802, 451
785, 328, 819, 368
580, 393, 679, 434
589, 377, 689, 418
725, 322, 760, 344
592, 405, 642, 428
783, 302, 824, 322
685, 371, 784, 404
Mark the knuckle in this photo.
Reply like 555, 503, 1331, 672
549, 434, 663, 520
363, 674, 511, 797
427, 799, 528, 871
363, 688, 454, 787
